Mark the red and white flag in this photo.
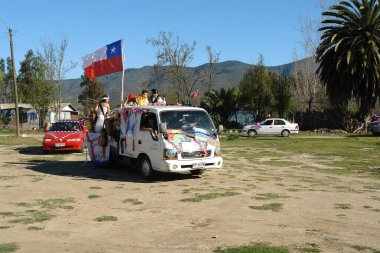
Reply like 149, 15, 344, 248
191, 89, 200, 98
82, 40, 124, 80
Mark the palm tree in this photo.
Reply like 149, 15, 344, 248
316, 0, 380, 120
201, 87, 239, 126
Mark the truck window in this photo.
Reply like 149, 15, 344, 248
140, 113, 158, 132
160, 110, 215, 134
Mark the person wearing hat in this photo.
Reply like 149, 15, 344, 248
123, 94, 138, 106
94, 95, 110, 132
150, 88, 165, 104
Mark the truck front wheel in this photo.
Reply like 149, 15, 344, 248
139, 156, 155, 179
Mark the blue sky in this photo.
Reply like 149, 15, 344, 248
0, 0, 330, 79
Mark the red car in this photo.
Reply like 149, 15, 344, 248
42, 120, 87, 153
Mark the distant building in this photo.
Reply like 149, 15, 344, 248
0, 103, 39, 129
48, 103, 79, 123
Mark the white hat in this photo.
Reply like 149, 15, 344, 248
100, 95, 109, 101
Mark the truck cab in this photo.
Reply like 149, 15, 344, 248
114, 105, 223, 178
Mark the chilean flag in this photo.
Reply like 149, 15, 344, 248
82, 40, 124, 80
191, 89, 200, 98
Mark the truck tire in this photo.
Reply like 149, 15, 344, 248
139, 155, 155, 179
190, 169, 205, 176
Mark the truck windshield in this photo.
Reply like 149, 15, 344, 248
160, 110, 215, 134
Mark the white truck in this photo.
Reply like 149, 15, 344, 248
110, 105, 223, 178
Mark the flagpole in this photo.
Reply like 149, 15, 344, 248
121, 39, 125, 106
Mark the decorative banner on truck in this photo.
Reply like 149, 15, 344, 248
85, 131, 110, 165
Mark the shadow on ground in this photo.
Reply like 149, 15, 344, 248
9, 147, 199, 184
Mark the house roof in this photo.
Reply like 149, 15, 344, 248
0, 103, 34, 110
60, 103, 78, 112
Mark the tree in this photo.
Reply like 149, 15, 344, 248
0, 58, 5, 103
205, 45, 221, 92
147, 31, 201, 105
39, 36, 77, 118
292, 55, 326, 112
2, 57, 14, 103
316, 0, 380, 121
238, 55, 272, 121
17, 50, 55, 128
270, 73, 294, 118
201, 87, 239, 126
78, 74, 104, 116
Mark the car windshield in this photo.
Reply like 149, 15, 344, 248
160, 110, 215, 134
50, 122, 81, 132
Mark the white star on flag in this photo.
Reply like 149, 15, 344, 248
111, 46, 116, 53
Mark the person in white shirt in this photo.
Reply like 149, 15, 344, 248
150, 89, 165, 104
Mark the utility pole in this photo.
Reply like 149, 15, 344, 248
9, 28, 20, 137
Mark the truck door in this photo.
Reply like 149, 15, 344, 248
137, 112, 161, 167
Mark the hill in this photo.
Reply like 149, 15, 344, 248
61, 58, 314, 107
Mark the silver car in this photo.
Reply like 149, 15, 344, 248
241, 118, 299, 137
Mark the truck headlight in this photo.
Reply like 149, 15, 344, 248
164, 149, 177, 160
214, 146, 221, 156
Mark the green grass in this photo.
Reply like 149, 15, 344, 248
214, 242, 289, 253
298, 243, 321, 253
180, 191, 240, 202
260, 160, 303, 167
28, 226, 43, 230
0, 136, 40, 146
0, 226, 11, 229
122, 198, 143, 205
13, 202, 33, 208
0, 243, 19, 253
94, 216, 118, 222
0, 176, 16, 181
363, 184, 380, 190
221, 135, 380, 177
88, 195, 101, 199
253, 193, 289, 200
351, 244, 380, 253
334, 203, 352, 209
249, 203, 283, 212
35, 198, 75, 209
14, 198, 75, 209
9, 210, 55, 224
89, 186, 102, 189
0, 212, 20, 217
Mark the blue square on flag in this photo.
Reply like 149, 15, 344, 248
106, 40, 122, 58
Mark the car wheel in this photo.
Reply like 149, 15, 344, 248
281, 130, 290, 137
139, 155, 155, 179
190, 169, 205, 176
247, 129, 257, 137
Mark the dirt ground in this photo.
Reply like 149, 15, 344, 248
0, 136, 379, 253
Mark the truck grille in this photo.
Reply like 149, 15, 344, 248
181, 150, 211, 159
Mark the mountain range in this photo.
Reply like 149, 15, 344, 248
61, 58, 312, 107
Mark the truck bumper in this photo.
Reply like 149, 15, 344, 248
154, 157, 223, 173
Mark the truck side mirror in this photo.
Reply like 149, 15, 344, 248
160, 122, 167, 134
217, 125, 224, 134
